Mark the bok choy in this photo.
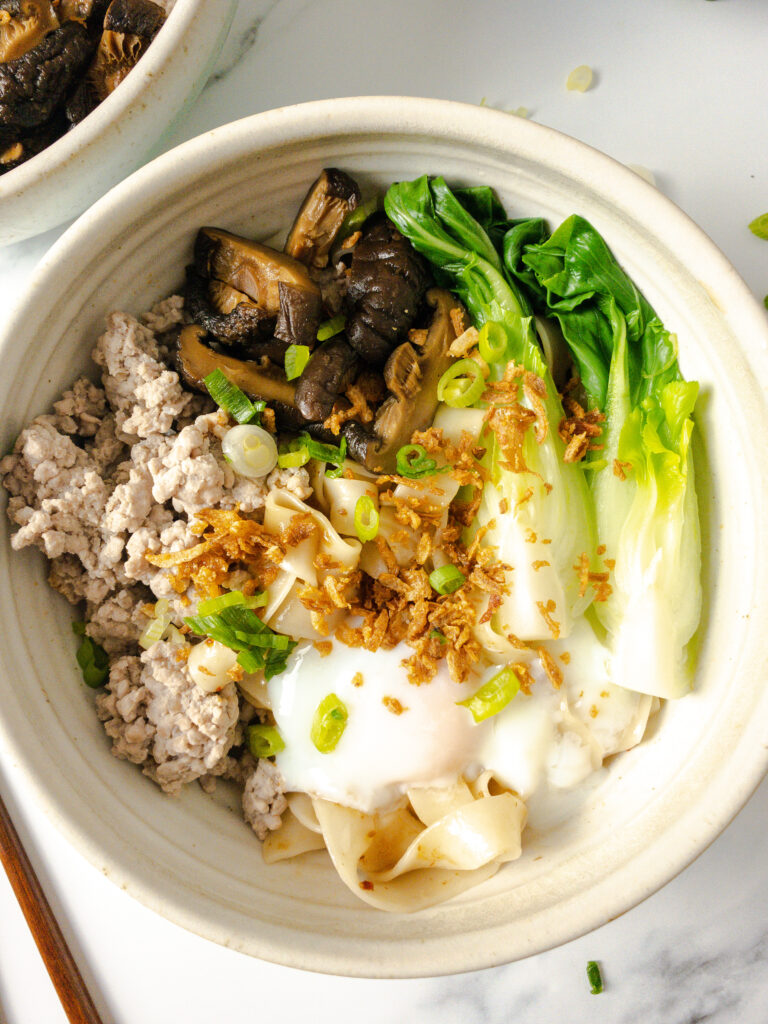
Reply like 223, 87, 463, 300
515, 216, 701, 698
385, 177, 597, 645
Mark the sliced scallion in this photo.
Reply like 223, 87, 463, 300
436, 358, 486, 408
247, 723, 286, 759
204, 368, 264, 425
428, 564, 465, 595
310, 693, 348, 753
340, 195, 381, 239
458, 666, 520, 723
748, 212, 768, 240
317, 315, 346, 342
72, 621, 109, 688
354, 494, 379, 542
284, 344, 311, 381
277, 439, 311, 469
477, 321, 508, 364
196, 590, 267, 617
395, 443, 445, 479
586, 961, 604, 995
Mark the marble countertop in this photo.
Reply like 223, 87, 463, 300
1, 1, 767, 1021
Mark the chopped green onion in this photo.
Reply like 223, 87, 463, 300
72, 621, 109, 688
340, 195, 382, 239
458, 666, 520, 722
395, 443, 446, 479
437, 358, 487, 408
196, 590, 267, 616
204, 368, 264, 424
586, 961, 604, 995
184, 604, 296, 681
428, 564, 466, 595
247, 723, 286, 758
748, 212, 768, 240
277, 437, 311, 469
354, 494, 379, 542
298, 431, 346, 466
317, 315, 346, 342
429, 629, 448, 644
477, 321, 508, 363
284, 344, 311, 381
310, 693, 348, 753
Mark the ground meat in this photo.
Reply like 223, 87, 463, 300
51, 377, 106, 437
48, 553, 116, 605
96, 655, 154, 765
141, 294, 185, 335
92, 311, 191, 438
86, 585, 148, 656
85, 414, 126, 477
123, 506, 195, 604
242, 760, 288, 840
103, 434, 170, 537
148, 411, 311, 515
140, 641, 239, 795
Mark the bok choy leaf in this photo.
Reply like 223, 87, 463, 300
517, 215, 701, 698
385, 177, 597, 644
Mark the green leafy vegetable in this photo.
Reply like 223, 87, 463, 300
386, 176, 597, 644
516, 215, 701, 698
204, 369, 265, 425
247, 724, 285, 758
72, 621, 109, 688
310, 693, 348, 753
458, 666, 520, 722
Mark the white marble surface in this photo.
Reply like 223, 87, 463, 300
1, 1, 768, 1021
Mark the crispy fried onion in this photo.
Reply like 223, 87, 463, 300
558, 395, 605, 463
482, 363, 549, 474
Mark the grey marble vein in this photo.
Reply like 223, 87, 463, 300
205, 0, 282, 89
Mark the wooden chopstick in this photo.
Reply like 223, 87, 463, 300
0, 791, 104, 1024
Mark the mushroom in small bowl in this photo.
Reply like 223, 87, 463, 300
0, 0, 235, 246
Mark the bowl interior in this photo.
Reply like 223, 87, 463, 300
1, 98, 768, 976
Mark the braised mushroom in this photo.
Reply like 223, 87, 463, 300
284, 168, 361, 269
65, 0, 164, 122
294, 336, 358, 423
0, 1, 59, 63
342, 288, 462, 473
183, 265, 276, 352
0, 18, 91, 141
177, 324, 306, 428
273, 281, 322, 350
194, 227, 321, 319
344, 216, 431, 366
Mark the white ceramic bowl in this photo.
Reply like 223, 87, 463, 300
0, 0, 235, 247
1, 97, 768, 977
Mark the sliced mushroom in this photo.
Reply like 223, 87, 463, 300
0, 1, 59, 63
177, 324, 305, 429
344, 216, 431, 365
194, 227, 321, 318
274, 280, 322, 350
342, 288, 462, 473
65, 0, 162, 120
0, 19, 91, 138
294, 336, 358, 423
183, 265, 277, 353
284, 168, 361, 269
0, 107, 65, 172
